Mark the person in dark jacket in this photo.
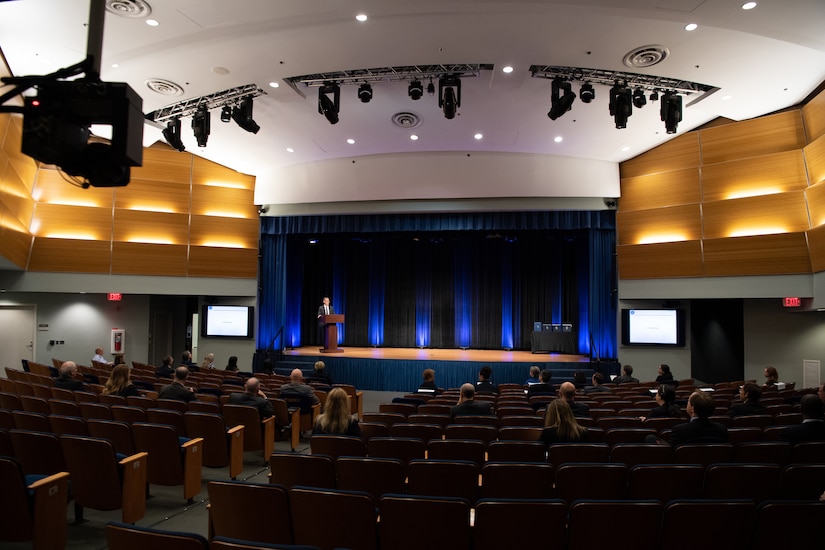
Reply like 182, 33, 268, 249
780, 394, 825, 444
640, 384, 683, 421
53, 361, 87, 391
228, 377, 274, 419
417, 368, 439, 394
158, 367, 196, 402
728, 383, 768, 417
475, 365, 498, 394
450, 384, 494, 419
668, 391, 728, 447
558, 381, 590, 418
655, 364, 675, 385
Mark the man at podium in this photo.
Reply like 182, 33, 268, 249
317, 296, 335, 343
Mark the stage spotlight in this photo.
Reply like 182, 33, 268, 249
231, 97, 260, 133
318, 82, 340, 124
632, 87, 647, 108
220, 105, 232, 123
547, 77, 576, 120
438, 75, 462, 120
427, 78, 435, 96
408, 80, 424, 100
192, 105, 210, 147
609, 82, 633, 129
579, 82, 595, 103
649, 90, 659, 102
162, 118, 185, 152
357, 83, 373, 103
660, 91, 682, 134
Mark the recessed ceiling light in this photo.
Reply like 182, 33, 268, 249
554, 136, 563, 143
742, 2, 757, 10
269, 81, 280, 88
622, 146, 630, 152
684, 23, 698, 31
722, 95, 733, 100
146, 19, 159, 27
286, 147, 294, 153
111, 63, 118, 68
502, 66, 514, 74
347, 138, 355, 145
355, 14, 368, 22
410, 134, 419, 141
474, 133, 483, 140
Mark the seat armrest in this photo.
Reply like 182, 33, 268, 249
227, 425, 244, 479
30, 471, 70, 550
261, 416, 275, 460
182, 437, 204, 500
119, 451, 148, 524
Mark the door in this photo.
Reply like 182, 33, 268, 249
0, 305, 36, 374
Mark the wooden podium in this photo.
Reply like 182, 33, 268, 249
320, 314, 345, 353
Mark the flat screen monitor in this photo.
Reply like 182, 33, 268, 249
201, 305, 254, 338
621, 308, 685, 346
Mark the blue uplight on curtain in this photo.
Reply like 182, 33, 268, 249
454, 245, 472, 348
501, 244, 514, 349
368, 241, 386, 346
415, 245, 432, 347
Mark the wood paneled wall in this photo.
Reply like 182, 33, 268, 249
617, 87, 825, 279
0, 118, 259, 278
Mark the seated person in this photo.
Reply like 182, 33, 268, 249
728, 383, 768, 417
224, 355, 239, 372
667, 391, 728, 447
91, 347, 112, 367
200, 352, 215, 370
640, 384, 683, 421
540, 398, 588, 445
310, 360, 333, 386
155, 355, 175, 378
312, 387, 361, 436
780, 394, 825, 444
101, 364, 140, 397
158, 367, 196, 402
613, 364, 639, 385
53, 361, 87, 391
763, 366, 779, 388
524, 365, 541, 386
656, 364, 675, 385
417, 368, 439, 394
450, 383, 494, 420
228, 377, 274, 419
558, 381, 590, 418
475, 365, 498, 394
180, 350, 196, 369
583, 372, 612, 394
279, 368, 320, 405
527, 369, 554, 396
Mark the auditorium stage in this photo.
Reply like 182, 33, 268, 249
275, 346, 598, 393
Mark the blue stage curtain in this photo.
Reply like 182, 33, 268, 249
588, 228, 617, 359
501, 242, 514, 350
256, 233, 288, 350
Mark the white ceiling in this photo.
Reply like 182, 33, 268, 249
1, 0, 824, 209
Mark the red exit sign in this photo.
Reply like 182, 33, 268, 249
108, 293, 123, 301
783, 297, 801, 307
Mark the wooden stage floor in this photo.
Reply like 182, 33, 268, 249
283, 346, 590, 364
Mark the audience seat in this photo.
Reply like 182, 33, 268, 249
335, 456, 406, 502
366, 437, 426, 471
309, 434, 367, 460
546, 443, 610, 468
702, 463, 781, 501
105, 522, 208, 550
659, 500, 756, 550
555, 463, 629, 500
473, 498, 566, 550
268, 452, 336, 490
379, 494, 471, 550
480, 462, 555, 500
486, 440, 546, 463
184, 411, 244, 479
8, 429, 66, 476
132, 422, 204, 503
289, 487, 378, 550
567, 500, 662, 550
86, 419, 135, 456
207, 481, 293, 546
390, 422, 443, 442
222, 404, 275, 465
406, 459, 480, 504
628, 464, 704, 501
751, 501, 825, 550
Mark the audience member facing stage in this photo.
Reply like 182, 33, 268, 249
201, 352, 216, 370
279, 368, 320, 405
91, 347, 112, 367
311, 360, 334, 386
613, 364, 639, 385
667, 391, 728, 447
313, 387, 361, 436
417, 368, 438, 394
639, 384, 683, 422
102, 364, 140, 397
54, 361, 87, 392
524, 365, 541, 386
655, 364, 675, 385
819, 382, 825, 404
763, 366, 779, 388
224, 356, 239, 372
228, 377, 274, 420
780, 394, 825, 444
728, 383, 768, 418
526, 369, 554, 396
583, 372, 612, 394
540, 398, 588, 446
155, 354, 175, 378
113, 354, 125, 367
450, 383, 494, 420
475, 365, 498, 394
558, 381, 590, 418
180, 350, 198, 371
158, 367, 197, 402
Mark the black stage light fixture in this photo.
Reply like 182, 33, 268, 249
220, 105, 232, 123
438, 75, 462, 120
579, 82, 595, 103
632, 87, 647, 108
192, 105, 211, 147
162, 117, 185, 152
357, 82, 373, 103
318, 82, 340, 124
547, 77, 576, 120
649, 89, 659, 102
661, 91, 682, 134
427, 78, 435, 96
609, 82, 633, 129
231, 97, 260, 133
408, 80, 424, 100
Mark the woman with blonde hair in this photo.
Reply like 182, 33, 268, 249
540, 398, 588, 445
201, 352, 215, 370
102, 364, 140, 397
312, 387, 361, 436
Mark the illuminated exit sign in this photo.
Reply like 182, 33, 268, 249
108, 293, 123, 301
783, 297, 801, 308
